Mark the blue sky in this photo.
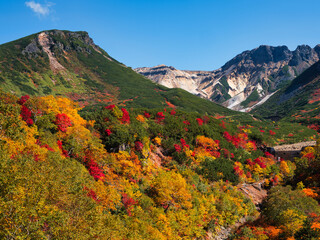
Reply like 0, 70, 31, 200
1, 0, 320, 70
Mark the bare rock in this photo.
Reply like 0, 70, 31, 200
38, 32, 66, 73
135, 44, 320, 111
238, 181, 267, 207
22, 39, 41, 55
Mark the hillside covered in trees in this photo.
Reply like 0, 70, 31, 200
1, 90, 319, 239
2, 28, 320, 240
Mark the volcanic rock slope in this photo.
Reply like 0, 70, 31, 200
135, 45, 320, 110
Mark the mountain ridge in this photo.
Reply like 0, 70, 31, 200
0, 29, 238, 116
135, 44, 320, 110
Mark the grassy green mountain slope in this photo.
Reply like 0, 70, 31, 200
252, 60, 320, 126
0, 29, 237, 116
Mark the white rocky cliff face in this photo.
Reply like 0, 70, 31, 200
135, 65, 207, 96
135, 45, 320, 111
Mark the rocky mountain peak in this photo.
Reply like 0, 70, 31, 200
21, 30, 102, 57
250, 45, 277, 64
289, 45, 318, 67
222, 45, 292, 71
314, 44, 320, 52
135, 64, 203, 96
136, 44, 320, 111
153, 64, 176, 71
155, 64, 170, 68
47, 30, 95, 46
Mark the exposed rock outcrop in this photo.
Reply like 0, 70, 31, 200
238, 181, 267, 208
135, 45, 320, 111
22, 39, 41, 55
21, 30, 112, 74
38, 32, 66, 73
136, 65, 208, 96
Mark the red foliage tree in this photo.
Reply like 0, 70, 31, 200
174, 144, 182, 152
21, 105, 32, 120
105, 129, 112, 136
144, 111, 151, 118
121, 108, 130, 124
57, 140, 69, 157
156, 112, 165, 123
85, 157, 105, 181
234, 164, 244, 176
265, 152, 273, 158
55, 113, 72, 132
246, 158, 254, 166
183, 120, 190, 125
304, 152, 315, 161
269, 130, 276, 136
180, 138, 189, 149
253, 157, 266, 168
174, 138, 190, 153
135, 141, 143, 152
105, 104, 115, 110
18, 95, 30, 105
25, 118, 34, 126
308, 124, 320, 131
122, 193, 137, 216
196, 118, 204, 126
20, 105, 33, 126
223, 131, 233, 142
170, 109, 176, 116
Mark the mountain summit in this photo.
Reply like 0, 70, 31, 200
0, 30, 118, 98
135, 44, 320, 110
0, 29, 235, 115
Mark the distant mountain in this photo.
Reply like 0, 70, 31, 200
135, 45, 320, 110
252, 60, 320, 124
135, 65, 209, 97
0, 29, 236, 116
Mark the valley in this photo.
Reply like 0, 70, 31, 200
1, 29, 320, 239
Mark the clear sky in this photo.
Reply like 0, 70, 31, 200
1, 0, 320, 70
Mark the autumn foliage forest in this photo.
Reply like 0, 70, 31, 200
0, 90, 320, 239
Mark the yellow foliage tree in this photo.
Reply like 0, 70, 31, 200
280, 209, 306, 235
150, 170, 192, 210
136, 115, 145, 123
